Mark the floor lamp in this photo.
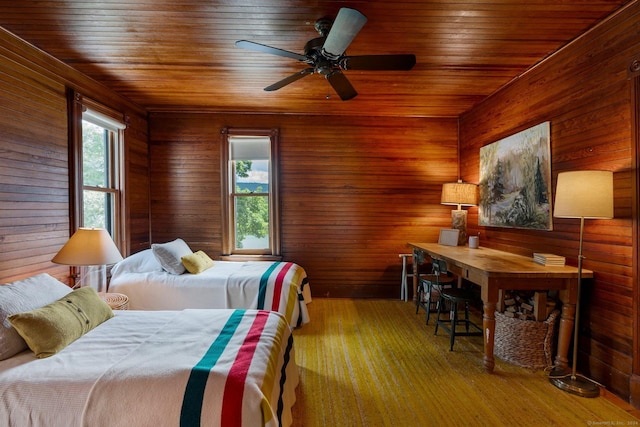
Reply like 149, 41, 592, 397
550, 170, 613, 398
52, 228, 123, 291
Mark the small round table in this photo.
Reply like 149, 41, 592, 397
98, 292, 129, 310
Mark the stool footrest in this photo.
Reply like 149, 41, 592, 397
441, 288, 479, 302
435, 290, 483, 350
436, 322, 483, 336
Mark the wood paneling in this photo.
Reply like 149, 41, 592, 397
459, 1, 640, 403
150, 112, 458, 298
0, 46, 68, 282
148, 115, 222, 251
0, 1, 629, 117
124, 110, 151, 254
0, 27, 150, 285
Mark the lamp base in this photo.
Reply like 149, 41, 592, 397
548, 367, 600, 398
451, 209, 468, 246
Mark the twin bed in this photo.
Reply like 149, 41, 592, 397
0, 308, 297, 426
109, 248, 312, 328
0, 241, 311, 426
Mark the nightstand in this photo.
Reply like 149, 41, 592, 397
98, 292, 129, 310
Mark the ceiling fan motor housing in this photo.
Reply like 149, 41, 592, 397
304, 37, 326, 61
304, 37, 339, 75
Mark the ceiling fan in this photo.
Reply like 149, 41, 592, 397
235, 7, 416, 101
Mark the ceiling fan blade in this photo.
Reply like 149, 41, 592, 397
326, 70, 358, 101
264, 68, 314, 91
341, 54, 417, 71
235, 40, 307, 61
322, 8, 367, 59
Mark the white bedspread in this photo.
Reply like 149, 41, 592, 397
0, 310, 298, 427
109, 250, 311, 328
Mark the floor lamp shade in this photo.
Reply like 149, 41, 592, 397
554, 171, 613, 219
52, 228, 123, 266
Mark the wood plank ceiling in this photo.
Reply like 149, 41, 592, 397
0, 0, 631, 117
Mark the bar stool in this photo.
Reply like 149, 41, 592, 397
399, 254, 413, 301
434, 261, 482, 351
415, 259, 455, 324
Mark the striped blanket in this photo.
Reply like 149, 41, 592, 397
82, 309, 297, 427
109, 249, 311, 328
251, 261, 310, 327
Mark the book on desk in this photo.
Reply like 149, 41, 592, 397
533, 253, 566, 266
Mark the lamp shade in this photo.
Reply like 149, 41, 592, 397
554, 170, 614, 219
52, 228, 123, 266
441, 182, 478, 206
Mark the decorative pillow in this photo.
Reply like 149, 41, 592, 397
181, 250, 215, 274
0, 273, 72, 361
8, 287, 113, 358
151, 238, 193, 275
110, 248, 163, 276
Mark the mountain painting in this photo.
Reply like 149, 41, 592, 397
479, 122, 552, 230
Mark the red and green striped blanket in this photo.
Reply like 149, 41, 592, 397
82, 309, 298, 426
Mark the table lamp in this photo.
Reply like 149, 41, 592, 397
52, 227, 123, 290
441, 180, 478, 246
549, 170, 613, 397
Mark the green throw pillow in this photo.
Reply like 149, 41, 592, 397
181, 250, 215, 274
8, 287, 113, 358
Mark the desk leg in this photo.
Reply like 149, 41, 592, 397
482, 301, 497, 373
554, 302, 575, 370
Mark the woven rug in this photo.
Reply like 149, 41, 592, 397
291, 298, 639, 426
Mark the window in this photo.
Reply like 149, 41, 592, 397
81, 110, 123, 234
221, 128, 280, 258
69, 91, 126, 251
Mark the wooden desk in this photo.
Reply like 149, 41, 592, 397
408, 242, 592, 373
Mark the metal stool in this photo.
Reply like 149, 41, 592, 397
434, 262, 482, 351
415, 258, 455, 324
399, 253, 413, 301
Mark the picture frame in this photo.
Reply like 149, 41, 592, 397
479, 122, 552, 230
438, 229, 460, 246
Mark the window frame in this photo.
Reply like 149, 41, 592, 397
68, 90, 126, 252
220, 127, 281, 259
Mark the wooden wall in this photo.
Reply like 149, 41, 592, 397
459, 1, 640, 404
0, 27, 150, 285
149, 113, 458, 298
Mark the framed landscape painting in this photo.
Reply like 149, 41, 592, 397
478, 122, 552, 230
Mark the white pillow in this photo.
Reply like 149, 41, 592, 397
110, 249, 163, 276
0, 273, 72, 360
151, 238, 193, 275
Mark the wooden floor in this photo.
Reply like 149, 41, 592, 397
291, 298, 640, 426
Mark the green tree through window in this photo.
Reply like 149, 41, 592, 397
234, 160, 269, 248
82, 121, 109, 229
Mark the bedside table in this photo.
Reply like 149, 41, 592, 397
98, 292, 129, 310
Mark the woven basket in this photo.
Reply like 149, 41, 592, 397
494, 309, 559, 370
